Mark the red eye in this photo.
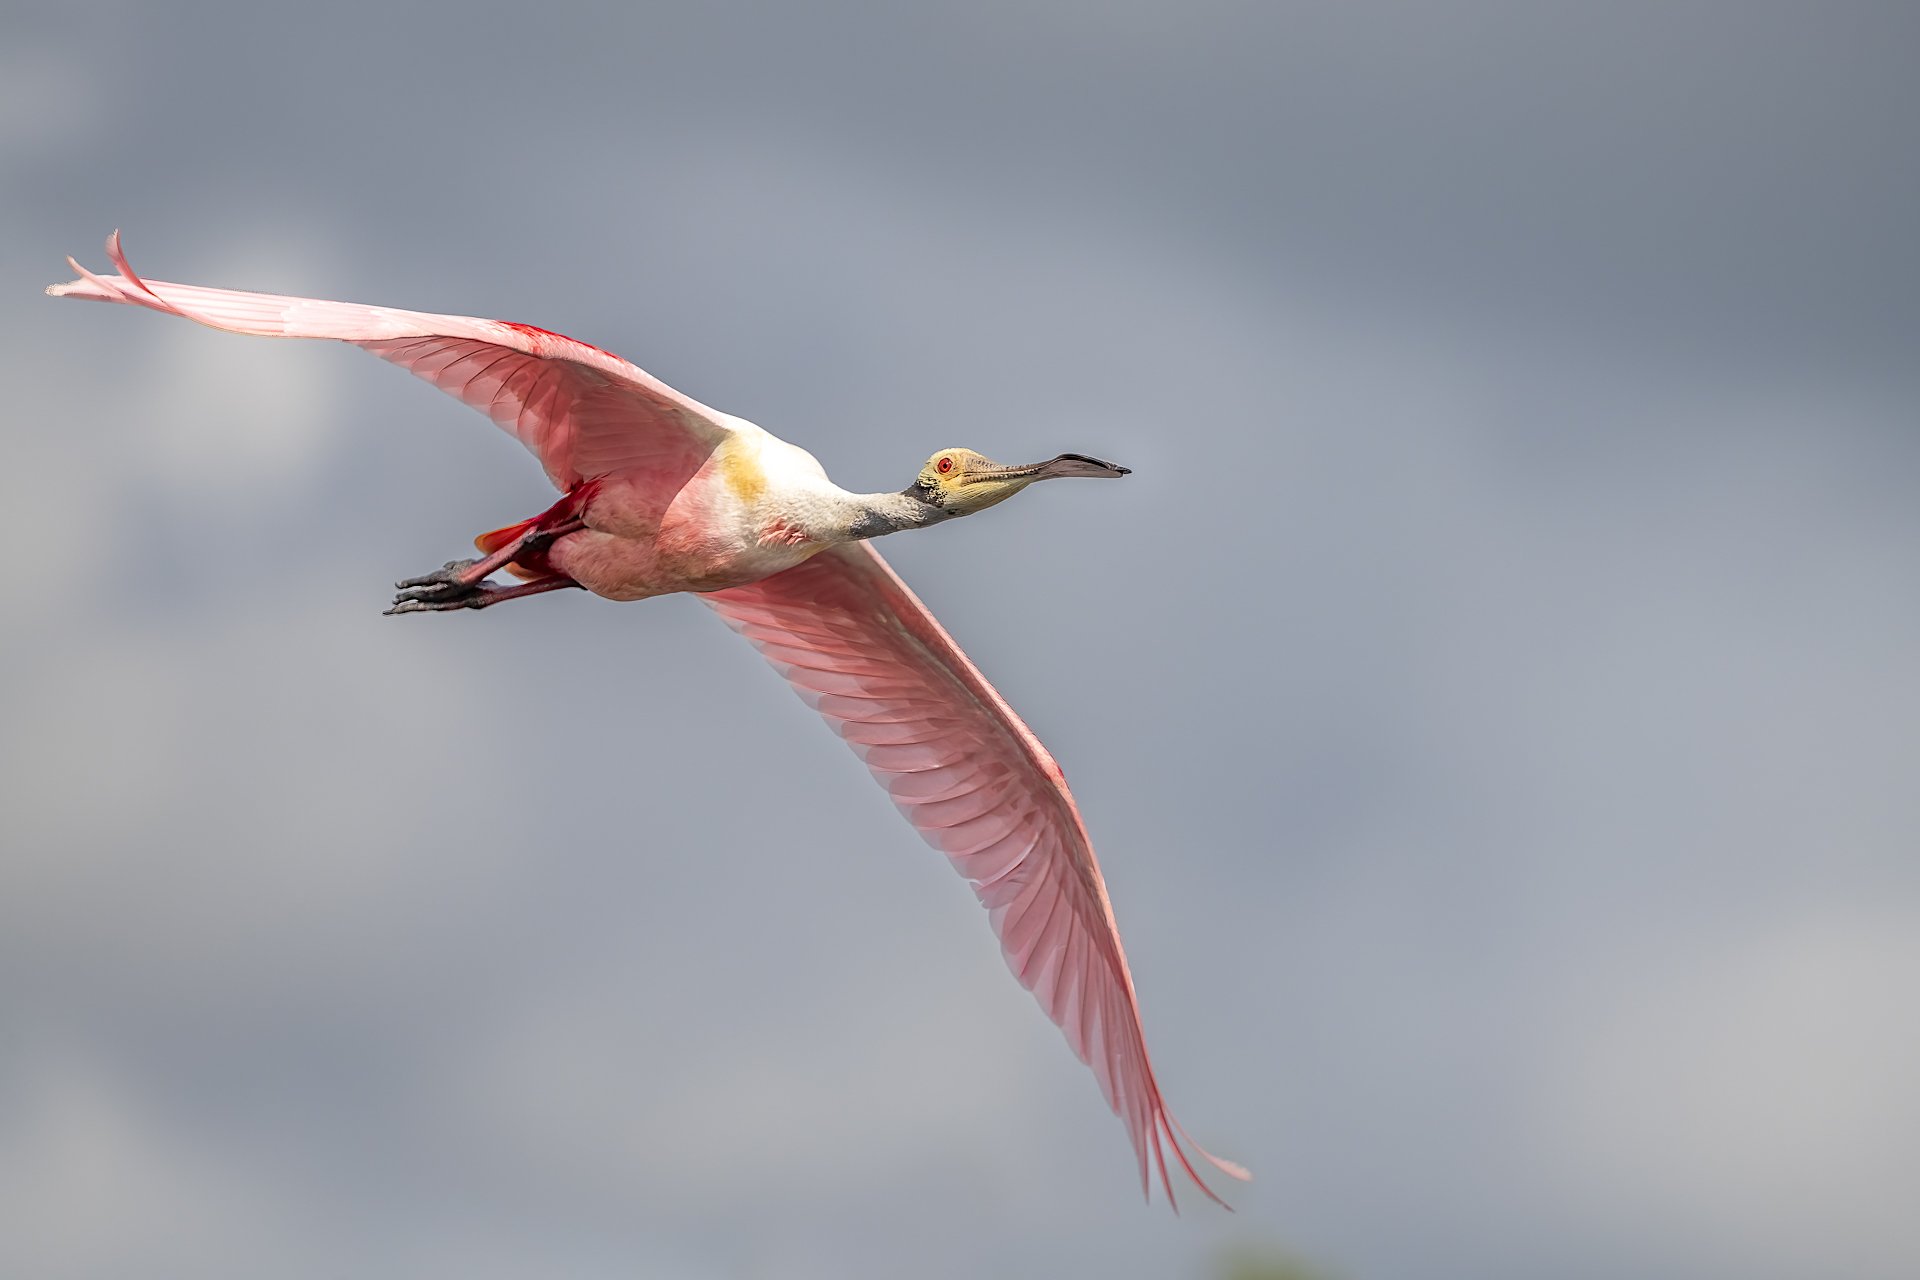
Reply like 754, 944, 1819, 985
936, 456, 954, 474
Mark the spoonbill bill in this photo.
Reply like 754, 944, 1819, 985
48, 233, 1248, 1208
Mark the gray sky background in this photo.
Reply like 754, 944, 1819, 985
3, 3, 1917, 1278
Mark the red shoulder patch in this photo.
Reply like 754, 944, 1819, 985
496, 320, 621, 362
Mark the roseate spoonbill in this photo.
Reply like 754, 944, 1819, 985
48, 233, 1249, 1208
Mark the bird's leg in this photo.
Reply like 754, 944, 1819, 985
387, 483, 600, 613
385, 573, 583, 616
393, 517, 587, 596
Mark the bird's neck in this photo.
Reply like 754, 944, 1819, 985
801, 486, 954, 544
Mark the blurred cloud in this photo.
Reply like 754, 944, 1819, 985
0, 1045, 295, 1280
1537, 904, 1920, 1279
3, 3, 1916, 1279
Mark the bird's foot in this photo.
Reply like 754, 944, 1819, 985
385, 591, 487, 615
395, 559, 483, 591
386, 561, 490, 615
384, 566, 585, 616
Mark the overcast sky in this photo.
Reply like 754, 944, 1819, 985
4, 3, 1917, 1278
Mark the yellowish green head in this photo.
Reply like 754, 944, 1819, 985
909, 447, 1131, 516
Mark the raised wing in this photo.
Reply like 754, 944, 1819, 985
47, 232, 736, 489
705, 543, 1249, 1208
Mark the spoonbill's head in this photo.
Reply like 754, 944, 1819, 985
909, 448, 1131, 516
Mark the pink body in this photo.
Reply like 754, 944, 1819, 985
49, 233, 1248, 1207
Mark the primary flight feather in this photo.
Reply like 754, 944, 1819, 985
48, 232, 1248, 1208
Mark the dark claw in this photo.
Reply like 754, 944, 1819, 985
384, 594, 483, 616
395, 559, 481, 590
393, 579, 472, 602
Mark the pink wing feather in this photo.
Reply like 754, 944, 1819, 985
46, 232, 733, 489
706, 543, 1250, 1207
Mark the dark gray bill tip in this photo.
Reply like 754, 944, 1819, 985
1047, 453, 1131, 477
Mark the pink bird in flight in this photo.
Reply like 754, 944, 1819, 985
49, 232, 1248, 1208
